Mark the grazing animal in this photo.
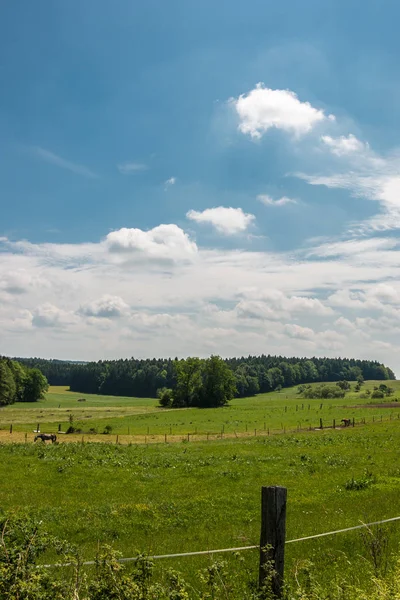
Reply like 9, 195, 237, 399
341, 419, 351, 427
34, 433, 57, 443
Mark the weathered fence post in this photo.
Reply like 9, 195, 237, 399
333, 419, 335, 429
9, 424, 12, 434
320, 418, 323, 429
24, 432, 27, 443
259, 486, 287, 597
58, 423, 61, 432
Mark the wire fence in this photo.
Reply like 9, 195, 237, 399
41, 514, 400, 569
3, 409, 400, 446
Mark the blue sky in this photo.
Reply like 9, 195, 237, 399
1, 0, 400, 372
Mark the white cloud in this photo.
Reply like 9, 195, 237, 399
257, 194, 297, 207
232, 84, 331, 139
186, 206, 255, 235
30, 146, 97, 178
117, 162, 148, 174
284, 323, 315, 340
32, 303, 76, 329
79, 295, 130, 319
105, 224, 198, 262
321, 134, 367, 156
236, 289, 333, 320
0, 224, 400, 371
370, 283, 399, 303
165, 177, 176, 189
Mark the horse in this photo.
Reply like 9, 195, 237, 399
34, 433, 57, 443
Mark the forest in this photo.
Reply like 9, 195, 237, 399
14, 354, 395, 401
0, 357, 49, 406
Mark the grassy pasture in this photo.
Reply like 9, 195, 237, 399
1, 381, 400, 440
1, 381, 400, 593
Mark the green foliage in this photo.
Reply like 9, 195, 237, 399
300, 384, 346, 399
0, 514, 69, 600
0, 358, 48, 406
173, 358, 203, 407
199, 355, 236, 408
158, 388, 174, 408
336, 380, 351, 391
13, 355, 395, 399
0, 361, 17, 406
22, 368, 49, 402
169, 356, 236, 408
344, 471, 377, 490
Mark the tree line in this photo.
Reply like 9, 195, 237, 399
13, 354, 395, 406
0, 357, 49, 406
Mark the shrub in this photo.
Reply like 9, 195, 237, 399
157, 387, 174, 408
371, 390, 385, 399
103, 425, 113, 435
345, 471, 376, 491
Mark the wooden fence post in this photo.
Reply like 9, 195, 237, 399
259, 486, 287, 597
320, 418, 323, 429
58, 423, 61, 432
333, 419, 335, 429
9, 424, 12, 434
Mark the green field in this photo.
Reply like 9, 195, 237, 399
1, 381, 400, 440
1, 382, 400, 596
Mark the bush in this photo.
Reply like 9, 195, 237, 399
345, 471, 376, 491
371, 390, 385, 399
301, 384, 345, 399
157, 387, 174, 408
103, 425, 113, 435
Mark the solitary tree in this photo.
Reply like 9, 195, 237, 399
198, 355, 236, 408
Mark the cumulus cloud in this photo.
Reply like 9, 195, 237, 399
32, 303, 75, 328
257, 194, 297, 207
117, 162, 148, 174
186, 206, 255, 235
236, 289, 333, 320
0, 271, 32, 294
284, 323, 315, 340
105, 224, 197, 261
232, 84, 331, 139
321, 134, 367, 156
79, 295, 130, 319
0, 221, 400, 369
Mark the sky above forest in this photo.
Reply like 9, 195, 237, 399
1, 0, 400, 373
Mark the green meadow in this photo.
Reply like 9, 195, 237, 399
1, 381, 400, 596
1, 380, 400, 439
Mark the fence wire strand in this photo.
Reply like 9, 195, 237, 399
40, 514, 400, 569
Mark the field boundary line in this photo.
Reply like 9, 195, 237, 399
40, 515, 400, 569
